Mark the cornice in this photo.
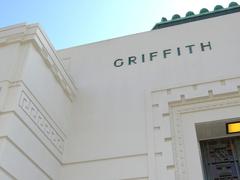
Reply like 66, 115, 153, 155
0, 23, 77, 101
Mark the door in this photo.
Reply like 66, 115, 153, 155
200, 137, 240, 180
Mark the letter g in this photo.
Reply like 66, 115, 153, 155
114, 59, 124, 67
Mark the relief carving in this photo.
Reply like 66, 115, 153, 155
19, 91, 64, 153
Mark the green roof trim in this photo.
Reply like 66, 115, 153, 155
152, 2, 240, 30
199, 8, 209, 14
229, 2, 239, 7
214, 5, 224, 11
161, 17, 168, 22
172, 14, 181, 20
186, 11, 195, 17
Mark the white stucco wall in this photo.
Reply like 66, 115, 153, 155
0, 24, 75, 180
58, 11, 240, 179
0, 6, 240, 180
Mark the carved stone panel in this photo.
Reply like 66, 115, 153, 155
18, 91, 64, 153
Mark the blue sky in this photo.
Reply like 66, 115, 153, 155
1, 0, 239, 49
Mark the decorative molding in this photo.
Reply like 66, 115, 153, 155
18, 91, 64, 154
170, 110, 186, 180
0, 81, 9, 113
170, 94, 240, 180
0, 86, 2, 112
150, 76, 240, 180
0, 136, 54, 180
0, 23, 77, 101
63, 153, 147, 166
0, 160, 18, 180
121, 177, 148, 180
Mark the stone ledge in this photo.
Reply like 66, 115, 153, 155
0, 23, 77, 101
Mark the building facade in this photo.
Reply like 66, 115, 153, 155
0, 2, 240, 180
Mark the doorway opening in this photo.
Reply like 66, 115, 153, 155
200, 136, 240, 180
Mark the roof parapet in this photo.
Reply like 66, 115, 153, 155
152, 2, 240, 30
